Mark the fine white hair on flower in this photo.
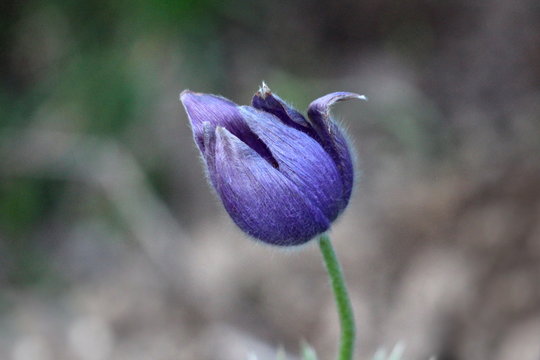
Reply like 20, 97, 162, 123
259, 81, 271, 95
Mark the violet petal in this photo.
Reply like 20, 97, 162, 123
212, 126, 330, 246
307, 92, 366, 209
239, 106, 344, 221
180, 90, 277, 167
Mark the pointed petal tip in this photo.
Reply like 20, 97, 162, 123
180, 90, 239, 117
214, 125, 238, 145
214, 126, 233, 151
179, 90, 205, 110
180, 89, 222, 103
179, 89, 193, 102
180, 89, 218, 106
215, 125, 228, 136
256, 81, 272, 98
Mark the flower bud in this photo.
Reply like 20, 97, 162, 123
180, 83, 365, 246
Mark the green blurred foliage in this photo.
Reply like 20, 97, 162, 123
0, 0, 233, 288
0, 179, 64, 286
0, 0, 484, 289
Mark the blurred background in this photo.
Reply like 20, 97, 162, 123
1, 0, 540, 359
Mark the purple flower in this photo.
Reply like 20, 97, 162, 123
180, 83, 365, 246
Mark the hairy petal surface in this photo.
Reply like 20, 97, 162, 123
199, 121, 218, 182
307, 92, 366, 209
240, 106, 344, 222
180, 90, 276, 166
212, 126, 330, 246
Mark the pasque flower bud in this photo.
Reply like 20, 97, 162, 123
180, 83, 365, 246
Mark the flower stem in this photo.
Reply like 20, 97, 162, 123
318, 233, 356, 360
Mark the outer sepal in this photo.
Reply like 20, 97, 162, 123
307, 92, 366, 208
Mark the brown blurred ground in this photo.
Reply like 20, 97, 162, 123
1, 0, 540, 359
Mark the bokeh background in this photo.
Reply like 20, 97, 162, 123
1, 0, 540, 359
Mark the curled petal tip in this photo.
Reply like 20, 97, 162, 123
335, 92, 367, 101
308, 91, 366, 117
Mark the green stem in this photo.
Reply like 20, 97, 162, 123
318, 233, 356, 360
